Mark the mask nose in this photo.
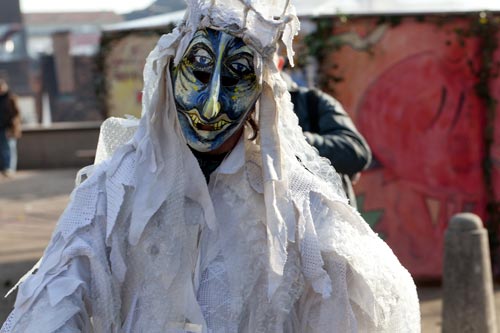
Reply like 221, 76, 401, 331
201, 72, 221, 121
201, 33, 231, 121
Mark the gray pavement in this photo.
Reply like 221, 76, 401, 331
0, 169, 78, 324
0, 169, 495, 331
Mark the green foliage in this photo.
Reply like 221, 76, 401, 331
357, 194, 385, 239
303, 18, 335, 61
465, 12, 500, 255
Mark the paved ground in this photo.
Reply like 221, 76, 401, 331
0, 169, 78, 323
0, 169, 496, 331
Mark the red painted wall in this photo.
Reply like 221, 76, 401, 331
321, 16, 490, 279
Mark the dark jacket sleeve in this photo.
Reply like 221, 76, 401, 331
294, 88, 372, 177
9, 94, 20, 120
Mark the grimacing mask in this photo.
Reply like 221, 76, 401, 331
171, 28, 262, 152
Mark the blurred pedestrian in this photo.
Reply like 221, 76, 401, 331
6, 94, 21, 174
0, 78, 19, 176
278, 58, 372, 208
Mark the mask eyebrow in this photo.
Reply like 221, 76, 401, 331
226, 45, 253, 59
223, 34, 252, 57
187, 30, 214, 53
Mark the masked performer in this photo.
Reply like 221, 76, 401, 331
1, 0, 420, 332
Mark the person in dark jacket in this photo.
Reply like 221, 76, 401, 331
280, 68, 372, 208
0, 79, 18, 176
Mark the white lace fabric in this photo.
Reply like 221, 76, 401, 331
1, 0, 420, 332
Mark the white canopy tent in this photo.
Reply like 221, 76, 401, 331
103, 0, 500, 32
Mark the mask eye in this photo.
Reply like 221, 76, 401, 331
187, 47, 214, 84
194, 55, 211, 66
189, 48, 213, 68
227, 57, 252, 76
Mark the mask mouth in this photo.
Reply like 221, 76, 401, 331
184, 108, 232, 132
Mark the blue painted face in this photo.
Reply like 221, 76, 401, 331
171, 28, 262, 152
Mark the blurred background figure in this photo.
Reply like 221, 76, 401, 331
277, 56, 372, 208
6, 87, 21, 175
0, 78, 19, 177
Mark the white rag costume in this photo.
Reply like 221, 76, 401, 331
1, 0, 420, 332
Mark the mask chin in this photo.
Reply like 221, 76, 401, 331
186, 135, 232, 153
181, 111, 248, 153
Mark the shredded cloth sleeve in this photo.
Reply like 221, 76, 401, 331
2, 256, 92, 333
309, 192, 421, 332
1, 152, 134, 333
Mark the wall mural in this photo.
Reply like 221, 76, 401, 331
104, 33, 159, 118
318, 17, 492, 279
99, 17, 499, 279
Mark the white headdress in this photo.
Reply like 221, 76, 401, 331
166, 0, 300, 67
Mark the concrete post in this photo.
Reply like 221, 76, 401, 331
52, 31, 75, 93
442, 213, 497, 333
